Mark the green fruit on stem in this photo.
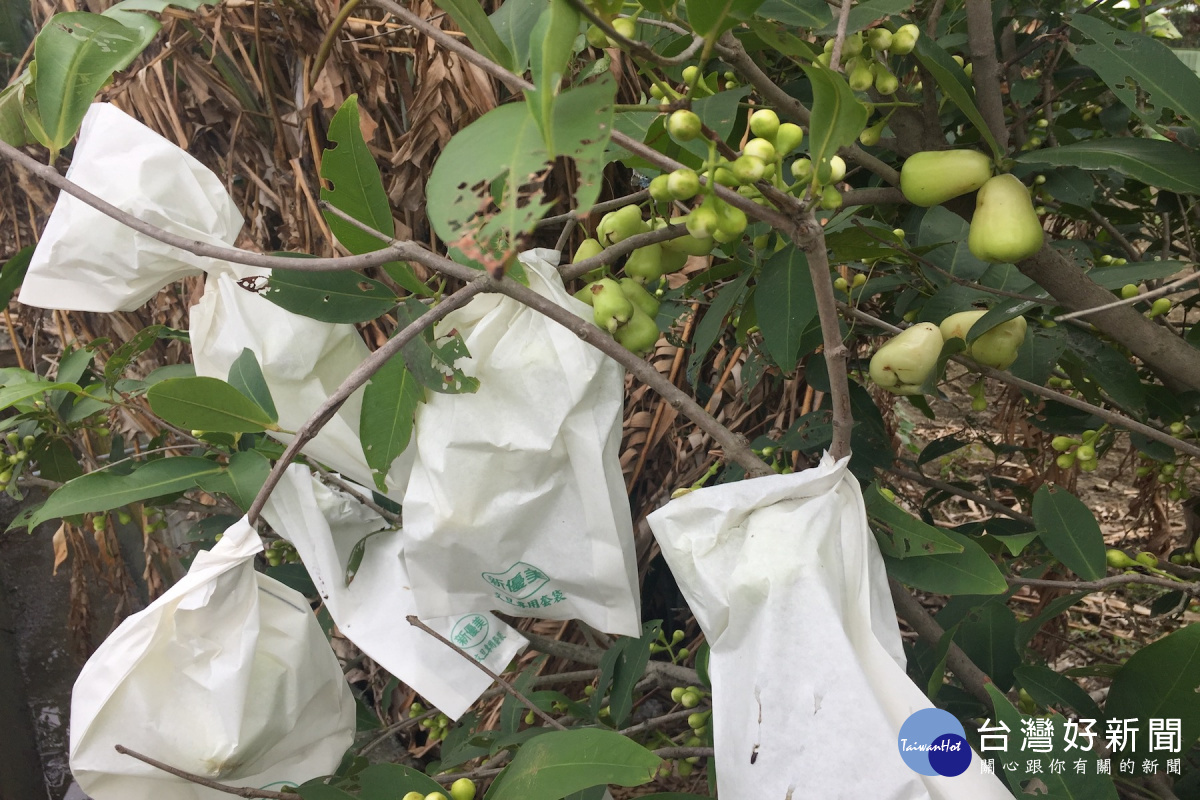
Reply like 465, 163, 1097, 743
659, 217, 716, 256
827, 155, 847, 182
731, 155, 766, 184
667, 109, 702, 142
449, 779, 476, 800
819, 185, 843, 210
1051, 436, 1077, 452
791, 157, 814, 183
749, 108, 780, 141
607, 16, 636, 45
938, 309, 1027, 369
890, 23, 919, 55
848, 57, 874, 92
667, 168, 701, 200
715, 203, 748, 238
874, 65, 899, 95
614, 306, 660, 355
573, 237, 604, 265
968, 174, 1045, 263
1149, 297, 1172, 318
659, 246, 690, 272
859, 119, 886, 146
743, 137, 776, 163
574, 282, 597, 306
649, 174, 673, 204
1076, 444, 1096, 461
687, 205, 720, 238
713, 166, 740, 187
774, 123, 804, 154
625, 243, 665, 283
1135, 551, 1158, 567
868, 322, 943, 395
591, 278, 635, 333
1106, 549, 1137, 569
899, 150, 993, 207
868, 27, 893, 51
1056, 452, 1076, 469
585, 24, 610, 48
852, 273, 866, 288
597, 204, 647, 245
841, 32, 864, 58
834, 277, 850, 293
1120, 283, 1140, 299
971, 396, 987, 411
619, 278, 661, 318
402, 793, 425, 800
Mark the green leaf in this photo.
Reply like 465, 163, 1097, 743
360, 352, 423, 491
32, 438, 82, 483
394, 298, 479, 394
884, 528, 1007, 594
912, 35, 1002, 160
1017, 138, 1200, 195
524, 0, 580, 156
755, 246, 817, 371
986, 685, 1119, 798
0, 80, 34, 147
1032, 485, 1106, 581
296, 785, 357, 800
606, 621, 660, 728
227, 348, 278, 423
801, 64, 869, 172
147, 377, 278, 433
28, 457, 224, 528
816, 0, 913, 34
263, 269, 397, 324
944, 600, 1019, 690
1106, 623, 1200, 754
917, 435, 968, 465
33, 13, 146, 156
1069, 14, 1200, 132
196, 450, 270, 511
1089, 260, 1191, 288
484, 729, 661, 800
427, 78, 615, 269
321, 97, 392, 247
433, 0, 514, 71
490, 0, 543, 73
0, 246, 32, 307
0, 380, 81, 411
1015, 591, 1088, 650
865, 483, 964, 558
756, 0, 830, 28
1014, 665, 1103, 721
357, 763, 446, 797
686, 271, 751, 385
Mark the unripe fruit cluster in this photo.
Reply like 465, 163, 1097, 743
1050, 428, 1102, 473
575, 271, 663, 356
813, 25, 919, 95
1135, 451, 1192, 502
265, 538, 300, 567
670, 684, 706, 709
0, 432, 35, 490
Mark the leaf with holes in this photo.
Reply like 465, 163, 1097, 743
33, 13, 145, 156
1070, 14, 1200, 133
427, 78, 615, 270
800, 65, 868, 171
264, 269, 397, 324
394, 297, 479, 394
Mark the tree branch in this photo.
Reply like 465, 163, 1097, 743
113, 745, 297, 799
1054, 269, 1200, 323
965, 0, 1010, 153
1011, 574, 1200, 595
827, 0, 855, 72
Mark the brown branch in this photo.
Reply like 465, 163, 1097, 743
964, 0, 1010, 153
889, 465, 1036, 526
536, 189, 650, 229
1086, 206, 1142, 263
827, 0, 855, 72
1011, 574, 1200, 595
1055, 269, 1200, 323
406, 615, 568, 731
523, 631, 700, 686
653, 746, 715, 760
114, 745, 297, 799
561, 223, 689, 281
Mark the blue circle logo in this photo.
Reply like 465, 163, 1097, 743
898, 709, 971, 777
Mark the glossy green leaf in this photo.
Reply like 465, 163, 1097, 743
33, 13, 145, 156
816, 0, 912, 34
321, 97, 394, 249
686, 272, 750, 385
360, 352, 423, 491
1070, 14, 1200, 132
32, 438, 82, 483
0, 245, 31, 307
755, 245, 817, 371
883, 528, 1007, 594
1032, 485, 1106, 581
945, 600, 1019, 690
433, 0, 513, 71
986, 685, 1119, 798
525, 0, 579, 155
0, 380, 81, 410
263, 269, 396, 324
685, 0, 766, 37
756, 0, 829, 28
0, 80, 33, 147
801, 64, 869, 171
490, 0, 542, 72
1014, 665, 1103, 720
427, 78, 615, 270
28, 457, 224, 528
485, 729, 661, 800
196, 450, 270, 511
356, 763, 446, 797
147, 377, 278, 433
1018, 138, 1200, 195
866, 483, 964, 558
604, 621, 660, 728
227, 348, 278, 423
296, 785, 357, 800
913, 35, 1002, 160
1106, 622, 1200, 753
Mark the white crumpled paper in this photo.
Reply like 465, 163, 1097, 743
69, 518, 355, 800
402, 250, 641, 637
19, 103, 243, 312
19, 102, 412, 495
646, 455, 1013, 800
261, 464, 528, 719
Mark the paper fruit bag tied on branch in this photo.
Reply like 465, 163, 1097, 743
402, 250, 641, 637
69, 518, 355, 800
261, 464, 528, 719
646, 455, 1012, 800
17, 102, 412, 495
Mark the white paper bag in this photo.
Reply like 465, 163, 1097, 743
261, 465, 528, 719
20, 103, 243, 312
401, 250, 641, 637
18, 103, 413, 495
69, 518, 355, 800
646, 455, 1013, 800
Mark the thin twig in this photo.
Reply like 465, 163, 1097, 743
1055, 268, 1200, 322
536, 189, 650, 229
523, 631, 700, 686
889, 465, 1036, 526
1086, 206, 1142, 263
653, 746, 715, 759
311, 463, 402, 526
406, 615, 568, 731
840, 303, 1200, 459
114, 745, 297, 799
568, 0, 704, 66
1011, 574, 1200, 595
562, 224, 689, 281
828, 0, 855, 72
